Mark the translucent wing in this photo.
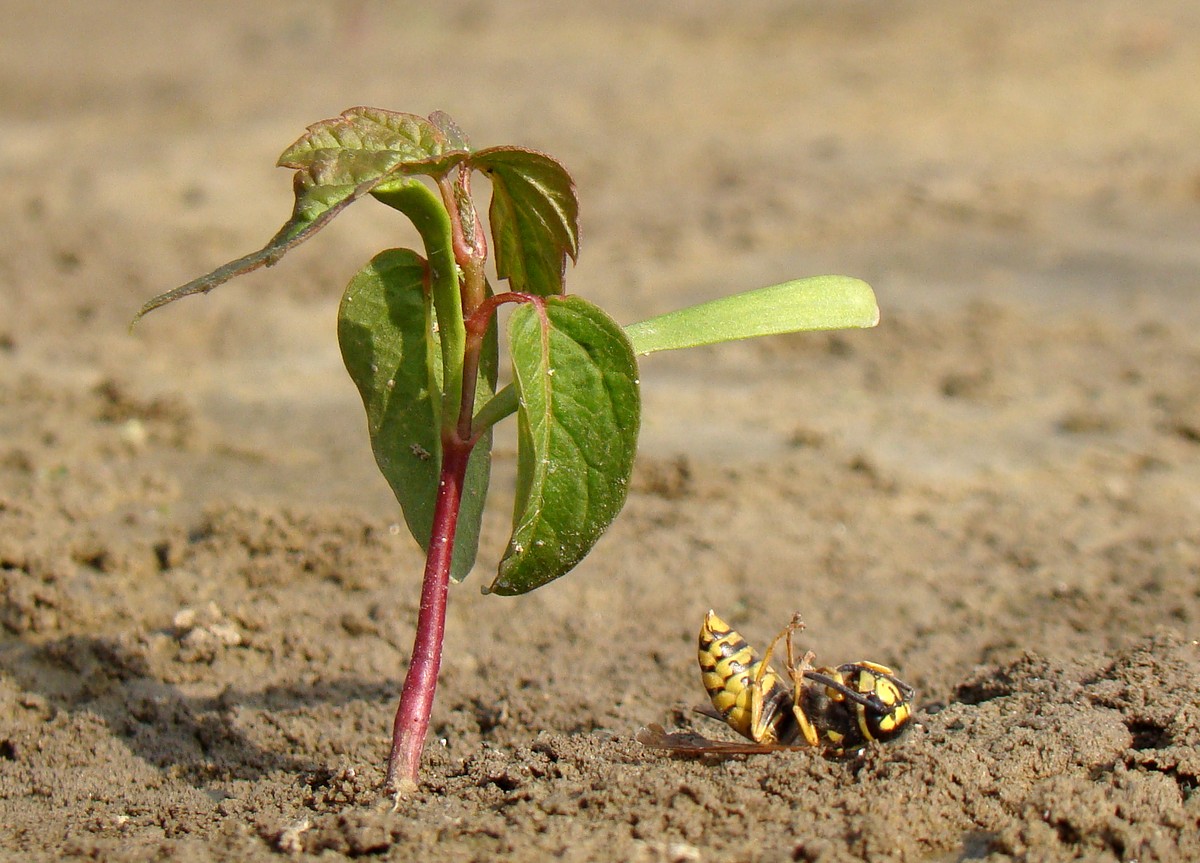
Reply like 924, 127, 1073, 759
636, 724, 805, 756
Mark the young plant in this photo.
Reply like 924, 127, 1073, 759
134, 108, 879, 794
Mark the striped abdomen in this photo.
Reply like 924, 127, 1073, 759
698, 610, 797, 744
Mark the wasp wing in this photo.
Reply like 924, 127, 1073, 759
636, 724, 804, 756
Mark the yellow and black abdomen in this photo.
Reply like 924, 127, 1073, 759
698, 610, 797, 744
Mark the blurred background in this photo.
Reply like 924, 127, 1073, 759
5, 0, 1198, 490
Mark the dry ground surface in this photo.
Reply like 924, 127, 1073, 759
2, 1, 1199, 861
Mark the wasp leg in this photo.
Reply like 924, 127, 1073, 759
777, 618, 822, 748
751, 613, 820, 747
769, 614, 822, 748
757, 612, 805, 678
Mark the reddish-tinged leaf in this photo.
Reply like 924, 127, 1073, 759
472, 146, 580, 297
278, 107, 467, 182
134, 108, 473, 323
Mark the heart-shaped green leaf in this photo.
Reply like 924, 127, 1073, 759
338, 249, 491, 582
489, 296, 640, 595
472, 147, 579, 297
624, 276, 879, 355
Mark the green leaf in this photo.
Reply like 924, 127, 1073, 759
489, 296, 640, 596
472, 382, 519, 433
276, 108, 469, 251
133, 108, 472, 324
623, 276, 879, 355
278, 107, 468, 183
338, 249, 491, 582
428, 110, 471, 152
132, 174, 384, 323
471, 146, 580, 297
370, 179, 466, 421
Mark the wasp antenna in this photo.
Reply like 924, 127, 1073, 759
802, 670, 884, 711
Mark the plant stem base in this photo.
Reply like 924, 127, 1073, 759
382, 440, 471, 794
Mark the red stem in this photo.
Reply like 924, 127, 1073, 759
384, 437, 472, 794
457, 292, 535, 441
385, 166, 504, 794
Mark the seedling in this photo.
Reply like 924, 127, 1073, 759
135, 108, 879, 794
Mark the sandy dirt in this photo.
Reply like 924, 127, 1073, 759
3, 1, 1200, 860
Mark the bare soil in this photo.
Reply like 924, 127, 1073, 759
2, 2, 1199, 861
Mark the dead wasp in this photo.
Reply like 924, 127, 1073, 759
638, 610, 915, 756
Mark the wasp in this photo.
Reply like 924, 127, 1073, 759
638, 610, 915, 756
